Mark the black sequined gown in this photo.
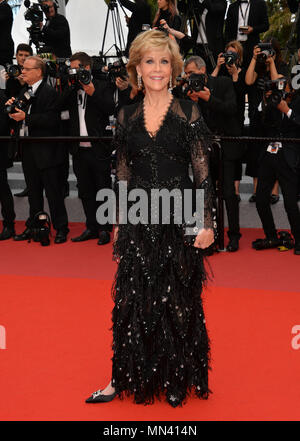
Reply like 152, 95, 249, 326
111, 97, 216, 406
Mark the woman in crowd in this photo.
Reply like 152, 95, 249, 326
245, 37, 288, 204
153, 0, 181, 32
85, 29, 216, 408
212, 40, 248, 200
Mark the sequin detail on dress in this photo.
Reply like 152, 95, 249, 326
111, 98, 216, 406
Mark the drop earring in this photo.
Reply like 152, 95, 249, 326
169, 75, 173, 90
137, 74, 142, 89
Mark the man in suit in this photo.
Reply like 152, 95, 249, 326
60, 52, 115, 245
225, 0, 269, 68
184, 56, 244, 252
192, 0, 227, 73
119, 0, 152, 57
40, 0, 71, 58
0, 90, 15, 240
253, 87, 300, 255
0, 0, 14, 67
7, 56, 69, 244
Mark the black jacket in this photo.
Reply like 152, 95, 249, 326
198, 75, 244, 160
192, 0, 227, 58
0, 1, 14, 65
261, 92, 300, 172
225, 0, 269, 48
42, 13, 72, 58
60, 79, 115, 161
15, 82, 65, 170
0, 90, 13, 169
120, 0, 151, 55
153, 9, 181, 31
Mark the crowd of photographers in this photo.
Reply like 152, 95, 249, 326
0, 0, 300, 255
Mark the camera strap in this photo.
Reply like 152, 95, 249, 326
239, 2, 250, 26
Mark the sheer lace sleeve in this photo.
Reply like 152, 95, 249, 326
112, 107, 131, 224
186, 103, 217, 234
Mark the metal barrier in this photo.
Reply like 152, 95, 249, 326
1, 134, 300, 251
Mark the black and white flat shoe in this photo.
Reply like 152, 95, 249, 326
85, 389, 117, 403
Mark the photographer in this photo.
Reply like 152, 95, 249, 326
212, 40, 248, 200
183, 55, 242, 252
5, 44, 33, 101
153, 0, 181, 32
0, 0, 14, 67
7, 56, 69, 244
119, 0, 151, 57
39, 0, 71, 58
192, 0, 227, 73
245, 38, 288, 203
0, 89, 15, 240
253, 83, 300, 255
60, 52, 115, 245
225, 0, 269, 69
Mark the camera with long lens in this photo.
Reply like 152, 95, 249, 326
222, 51, 238, 66
178, 73, 207, 95
5, 90, 35, 114
257, 43, 276, 63
5, 63, 22, 79
259, 77, 288, 106
23, 0, 44, 47
68, 65, 92, 90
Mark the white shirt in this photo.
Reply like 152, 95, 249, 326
20, 79, 43, 136
78, 89, 91, 147
237, 0, 251, 42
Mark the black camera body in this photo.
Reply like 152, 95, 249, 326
5, 90, 35, 114
222, 51, 238, 66
68, 65, 92, 89
106, 58, 128, 84
264, 77, 288, 106
257, 42, 276, 62
45, 57, 70, 79
23, 0, 44, 48
180, 73, 206, 94
5, 63, 22, 79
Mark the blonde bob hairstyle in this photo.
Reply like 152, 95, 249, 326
127, 30, 183, 89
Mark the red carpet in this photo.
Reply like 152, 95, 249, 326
0, 222, 300, 421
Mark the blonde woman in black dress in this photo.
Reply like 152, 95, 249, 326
86, 30, 216, 407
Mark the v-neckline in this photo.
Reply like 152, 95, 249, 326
142, 95, 174, 141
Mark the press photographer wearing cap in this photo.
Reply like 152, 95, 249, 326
183, 55, 242, 252
6, 56, 69, 244
39, 0, 71, 58
253, 81, 300, 255
60, 52, 115, 245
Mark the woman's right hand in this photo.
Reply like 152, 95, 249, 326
216, 52, 225, 68
253, 46, 261, 61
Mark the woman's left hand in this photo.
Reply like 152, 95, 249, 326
193, 228, 215, 249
